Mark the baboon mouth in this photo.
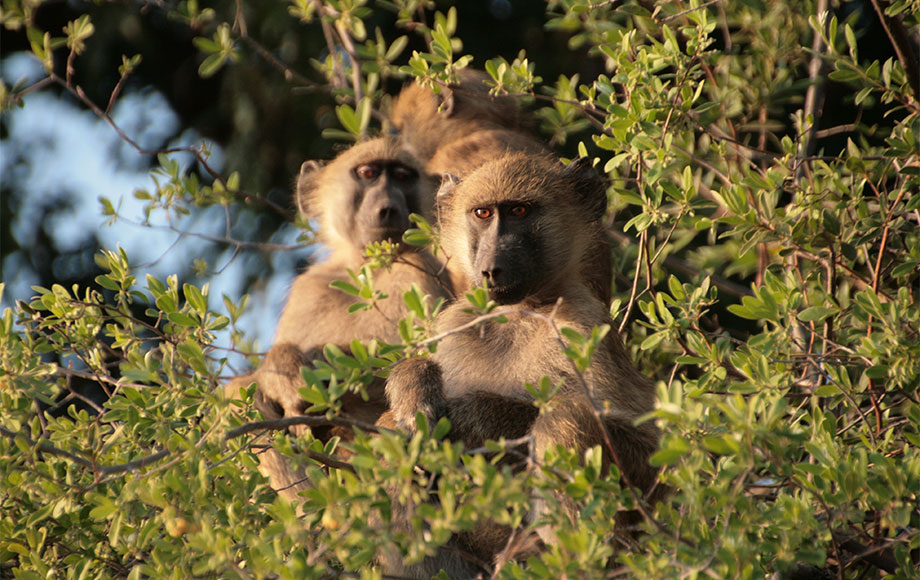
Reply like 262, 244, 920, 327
367, 227, 408, 243
488, 284, 528, 305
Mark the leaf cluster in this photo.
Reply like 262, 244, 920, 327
1, 0, 919, 578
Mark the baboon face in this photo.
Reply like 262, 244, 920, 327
464, 197, 544, 304
438, 154, 607, 305
298, 139, 434, 254
348, 158, 420, 248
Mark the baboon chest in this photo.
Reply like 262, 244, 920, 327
435, 312, 565, 400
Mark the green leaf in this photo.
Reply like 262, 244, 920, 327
198, 53, 226, 78
95, 275, 119, 291
167, 312, 199, 327
177, 339, 208, 374
336, 104, 360, 135
88, 497, 118, 521
330, 280, 361, 296
640, 332, 666, 351
703, 435, 739, 455
183, 283, 207, 313
386, 35, 409, 61
403, 289, 424, 318
797, 306, 836, 322
350, 339, 368, 364
649, 438, 689, 466
433, 417, 451, 439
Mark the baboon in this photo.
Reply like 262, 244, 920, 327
390, 69, 548, 177
377, 154, 659, 578
228, 137, 453, 499
391, 70, 613, 303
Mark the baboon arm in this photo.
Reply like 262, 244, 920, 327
530, 396, 607, 460
603, 416, 660, 494
532, 396, 659, 493
249, 343, 318, 420
444, 393, 539, 449
385, 357, 447, 431
385, 359, 540, 448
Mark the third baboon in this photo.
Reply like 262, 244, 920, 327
377, 154, 659, 578
390, 69, 548, 177
230, 137, 453, 499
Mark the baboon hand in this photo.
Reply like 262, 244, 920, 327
385, 358, 447, 432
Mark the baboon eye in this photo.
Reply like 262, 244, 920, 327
509, 205, 528, 217
391, 165, 415, 181
355, 164, 380, 180
473, 208, 493, 220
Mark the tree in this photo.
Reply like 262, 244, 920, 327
1, 1, 918, 578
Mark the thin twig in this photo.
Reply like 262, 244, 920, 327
224, 415, 389, 440
408, 310, 510, 354
660, 0, 721, 23
795, 0, 829, 181
619, 230, 646, 334
868, 0, 920, 103
333, 19, 364, 111
0, 426, 95, 470
48, 73, 291, 219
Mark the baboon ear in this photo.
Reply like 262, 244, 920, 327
565, 157, 607, 221
294, 160, 323, 217
434, 173, 460, 213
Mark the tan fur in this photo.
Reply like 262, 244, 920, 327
390, 69, 540, 172
378, 154, 659, 578
232, 138, 453, 502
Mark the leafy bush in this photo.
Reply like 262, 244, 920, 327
1, 1, 918, 578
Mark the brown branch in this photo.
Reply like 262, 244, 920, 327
232, 0, 323, 90
106, 64, 131, 115
796, 0, 830, 181
407, 310, 510, 354
836, 537, 900, 574
4, 413, 378, 478
224, 415, 388, 440
872, 187, 907, 294
98, 449, 171, 475
316, 1, 347, 91
619, 230, 647, 334
46, 74, 291, 219
333, 19, 364, 112
393, 253, 457, 300
660, 0, 721, 23
0, 426, 95, 470
5, 76, 55, 106
869, 0, 920, 103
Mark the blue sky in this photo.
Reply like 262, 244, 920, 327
1, 52, 311, 376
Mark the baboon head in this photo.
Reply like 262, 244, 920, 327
390, 69, 529, 161
296, 138, 435, 256
436, 154, 608, 305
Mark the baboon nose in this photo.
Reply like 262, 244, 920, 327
378, 205, 406, 229
482, 268, 503, 284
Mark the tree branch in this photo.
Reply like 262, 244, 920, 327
869, 0, 920, 103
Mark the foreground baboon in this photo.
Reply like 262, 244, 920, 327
392, 70, 613, 303
228, 138, 453, 499
377, 154, 659, 578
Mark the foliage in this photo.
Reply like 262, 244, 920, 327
1, 0, 919, 579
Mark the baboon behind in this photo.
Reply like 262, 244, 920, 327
228, 138, 453, 499
390, 69, 549, 177
378, 154, 659, 578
